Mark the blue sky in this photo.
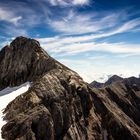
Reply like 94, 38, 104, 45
0, 0, 140, 82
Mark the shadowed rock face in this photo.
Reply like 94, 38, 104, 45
1, 37, 140, 140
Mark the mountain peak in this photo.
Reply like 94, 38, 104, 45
11, 36, 39, 48
11, 36, 35, 43
104, 74, 123, 86
0, 37, 57, 89
10, 36, 44, 54
90, 80, 103, 88
109, 74, 122, 79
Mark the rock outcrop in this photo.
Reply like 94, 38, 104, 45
1, 37, 140, 140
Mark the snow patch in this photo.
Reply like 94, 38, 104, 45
0, 82, 30, 140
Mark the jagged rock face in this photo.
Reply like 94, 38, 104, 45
91, 85, 140, 140
2, 68, 94, 140
89, 77, 140, 140
1, 37, 140, 140
105, 82, 140, 127
0, 37, 57, 89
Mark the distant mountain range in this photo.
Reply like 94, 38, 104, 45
90, 75, 140, 88
0, 37, 140, 140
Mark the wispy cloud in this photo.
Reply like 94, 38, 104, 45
47, 9, 140, 40
38, 15, 140, 56
48, 10, 126, 34
48, 0, 90, 6
48, 41, 140, 56
38, 17, 140, 45
0, 7, 22, 25
0, 2, 45, 38
38, 34, 140, 58
73, 0, 89, 5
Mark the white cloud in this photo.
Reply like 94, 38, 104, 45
9, 16, 22, 25
48, 41, 140, 56
48, 9, 140, 36
0, 24, 27, 37
49, 11, 123, 34
48, 0, 89, 6
49, 0, 68, 6
72, 0, 89, 5
112, 18, 140, 34
38, 16, 140, 56
0, 7, 22, 25
38, 17, 140, 46
0, 3, 43, 38
39, 38, 140, 56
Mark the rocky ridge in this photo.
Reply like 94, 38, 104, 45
90, 75, 140, 88
1, 37, 140, 140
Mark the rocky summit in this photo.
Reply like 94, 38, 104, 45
1, 37, 140, 140
0, 37, 58, 90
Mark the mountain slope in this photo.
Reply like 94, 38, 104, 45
91, 84, 140, 140
1, 37, 140, 140
0, 82, 30, 140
